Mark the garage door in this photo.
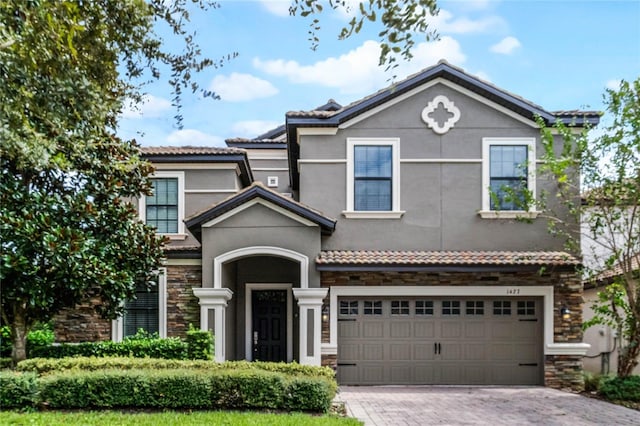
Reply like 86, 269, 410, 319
337, 297, 543, 385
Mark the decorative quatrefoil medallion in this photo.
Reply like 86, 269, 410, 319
421, 95, 461, 135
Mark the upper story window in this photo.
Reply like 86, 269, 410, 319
480, 138, 538, 219
344, 138, 404, 219
140, 171, 185, 236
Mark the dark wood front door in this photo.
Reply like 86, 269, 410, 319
252, 290, 287, 362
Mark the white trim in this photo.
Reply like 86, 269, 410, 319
342, 211, 405, 219
112, 268, 167, 342
267, 176, 279, 188
322, 285, 586, 357
252, 167, 289, 172
298, 159, 348, 164
478, 210, 541, 219
346, 138, 401, 215
245, 283, 294, 362
339, 78, 539, 130
153, 163, 240, 171
214, 246, 309, 289
297, 127, 339, 136
201, 198, 318, 228
481, 138, 537, 216
164, 258, 202, 266
140, 171, 185, 236
184, 189, 237, 194
401, 158, 482, 164
293, 288, 328, 366
421, 94, 461, 134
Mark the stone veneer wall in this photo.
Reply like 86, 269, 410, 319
319, 269, 585, 390
54, 264, 201, 342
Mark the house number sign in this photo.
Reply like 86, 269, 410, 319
506, 288, 520, 295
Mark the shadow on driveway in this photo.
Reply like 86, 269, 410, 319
337, 386, 639, 425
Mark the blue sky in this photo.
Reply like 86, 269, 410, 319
118, 0, 640, 147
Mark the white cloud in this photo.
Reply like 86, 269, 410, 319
253, 36, 466, 95
231, 120, 282, 138
209, 73, 279, 102
473, 70, 492, 82
432, 9, 506, 34
490, 36, 521, 55
606, 79, 621, 90
258, 0, 291, 17
165, 129, 223, 146
120, 94, 171, 119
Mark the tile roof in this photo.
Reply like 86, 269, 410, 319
588, 254, 640, 285
141, 146, 246, 156
316, 250, 579, 267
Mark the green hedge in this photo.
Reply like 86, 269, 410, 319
599, 375, 640, 402
18, 357, 335, 380
0, 371, 38, 408
29, 337, 189, 360
35, 368, 335, 412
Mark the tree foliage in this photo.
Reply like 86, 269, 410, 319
535, 78, 640, 377
290, 0, 439, 72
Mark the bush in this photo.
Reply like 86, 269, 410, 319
1, 357, 13, 369
186, 325, 213, 360
0, 371, 38, 408
583, 372, 606, 392
599, 375, 640, 402
17, 356, 335, 380
0, 322, 55, 358
36, 368, 335, 412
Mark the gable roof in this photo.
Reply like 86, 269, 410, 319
285, 60, 601, 189
185, 182, 337, 241
316, 250, 579, 272
141, 146, 253, 186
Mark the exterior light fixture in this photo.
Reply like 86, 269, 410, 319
561, 306, 571, 320
322, 305, 329, 323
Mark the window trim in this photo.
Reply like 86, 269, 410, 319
480, 138, 539, 219
139, 171, 186, 236
112, 268, 167, 342
343, 138, 404, 219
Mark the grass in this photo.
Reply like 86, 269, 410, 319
0, 410, 362, 425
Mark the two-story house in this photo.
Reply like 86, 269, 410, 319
54, 61, 599, 389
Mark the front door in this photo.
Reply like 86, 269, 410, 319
252, 290, 287, 362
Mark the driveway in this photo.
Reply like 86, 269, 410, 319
337, 386, 639, 425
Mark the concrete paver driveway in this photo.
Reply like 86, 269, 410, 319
337, 386, 639, 425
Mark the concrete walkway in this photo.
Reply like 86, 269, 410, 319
337, 386, 639, 425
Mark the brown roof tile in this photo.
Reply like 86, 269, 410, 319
588, 254, 640, 284
141, 146, 246, 156
316, 250, 579, 266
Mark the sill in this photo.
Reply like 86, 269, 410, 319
162, 233, 188, 241
478, 210, 540, 219
342, 211, 405, 219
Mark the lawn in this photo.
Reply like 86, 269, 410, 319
0, 410, 362, 425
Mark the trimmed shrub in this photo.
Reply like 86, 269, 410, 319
599, 375, 640, 402
18, 357, 335, 380
0, 371, 38, 408
1, 357, 13, 369
36, 368, 334, 412
186, 325, 213, 360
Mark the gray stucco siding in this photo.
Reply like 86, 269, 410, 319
185, 169, 239, 190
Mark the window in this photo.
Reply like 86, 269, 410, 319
339, 300, 358, 316
113, 269, 167, 341
481, 138, 537, 218
363, 301, 382, 315
344, 138, 403, 218
517, 301, 536, 316
391, 300, 410, 315
415, 300, 434, 315
493, 300, 512, 316
140, 171, 184, 235
466, 301, 484, 315
442, 300, 460, 315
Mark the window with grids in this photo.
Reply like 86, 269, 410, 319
339, 300, 359, 315
123, 282, 159, 337
517, 301, 535, 315
493, 300, 512, 315
391, 300, 410, 315
466, 301, 485, 315
354, 145, 392, 211
442, 300, 460, 315
146, 178, 179, 233
364, 301, 383, 315
415, 300, 434, 315
489, 145, 528, 211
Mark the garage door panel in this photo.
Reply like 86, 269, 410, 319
337, 297, 542, 385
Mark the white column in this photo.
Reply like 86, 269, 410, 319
192, 288, 233, 362
293, 288, 328, 366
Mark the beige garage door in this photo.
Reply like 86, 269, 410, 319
337, 297, 543, 385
